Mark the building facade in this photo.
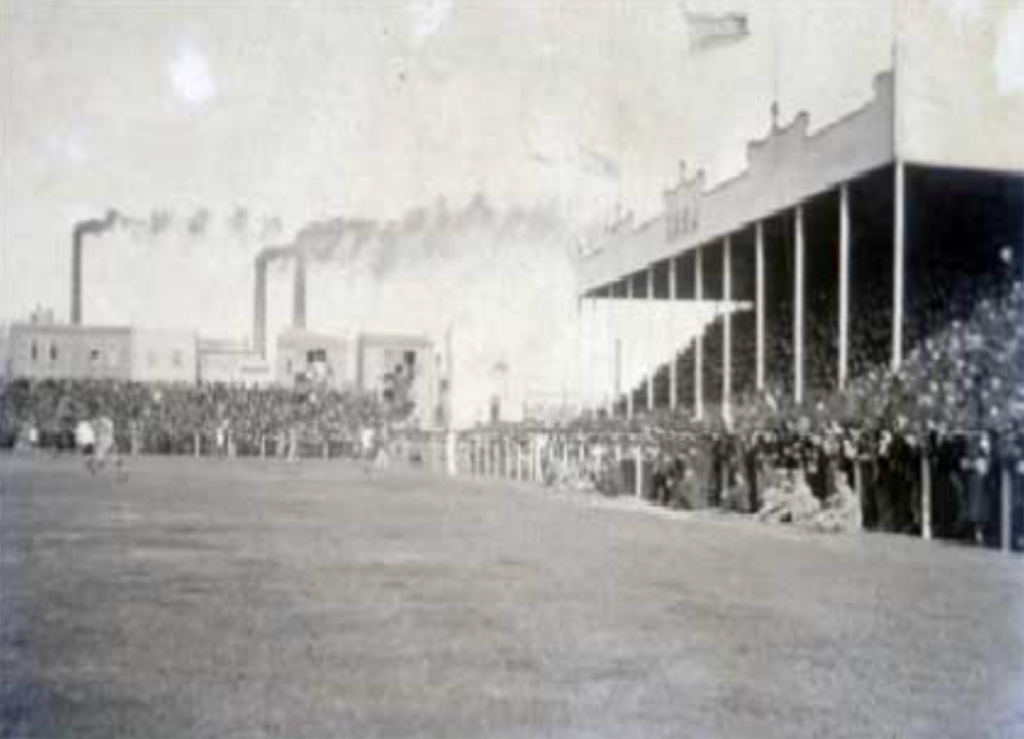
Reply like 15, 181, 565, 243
7, 322, 196, 383
197, 338, 274, 386
130, 328, 197, 383
276, 329, 351, 390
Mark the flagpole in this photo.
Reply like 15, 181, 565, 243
891, 0, 905, 372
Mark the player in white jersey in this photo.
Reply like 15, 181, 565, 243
87, 414, 127, 479
75, 418, 96, 456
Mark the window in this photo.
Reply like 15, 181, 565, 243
90, 348, 101, 363
307, 348, 327, 364
30, 342, 38, 361
49, 344, 58, 362
404, 350, 416, 366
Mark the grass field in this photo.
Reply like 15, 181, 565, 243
1, 454, 1022, 738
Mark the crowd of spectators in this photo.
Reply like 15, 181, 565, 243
468, 275, 1024, 550
0, 379, 390, 458
3, 243, 1022, 548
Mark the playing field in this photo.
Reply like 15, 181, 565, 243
1, 454, 1022, 738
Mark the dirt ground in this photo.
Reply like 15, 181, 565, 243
1, 454, 1022, 738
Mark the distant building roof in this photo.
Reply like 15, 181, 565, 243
358, 333, 432, 348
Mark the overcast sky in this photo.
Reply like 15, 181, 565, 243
2, 0, 1021, 332
0, 0, 898, 322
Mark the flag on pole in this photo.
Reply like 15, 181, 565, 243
679, 3, 749, 53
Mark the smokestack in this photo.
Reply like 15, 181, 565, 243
253, 253, 269, 358
293, 249, 307, 331
71, 210, 118, 324
252, 245, 293, 358
288, 218, 351, 330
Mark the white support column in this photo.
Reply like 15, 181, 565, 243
695, 249, 704, 421
626, 277, 635, 420
668, 257, 679, 409
755, 222, 765, 392
578, 295, 588, 415
921, 452, 933, 540
839, 184, 851, 391
1001, 468, 1013, 552
794, 205, 805, 406
723, 237, 733, 419
612, 337, 622, 419
646, 266, 655, 413
893, 160, 906, 372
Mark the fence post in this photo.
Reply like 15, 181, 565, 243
634, 445, 643, 499
445, 430, 456, 476
505, 437, 514, 479
260, 435, 266, 459
194, 432, 201, 458
536, 435, 543, 482
523, 436, 531, 481
529, 435, 537, 482
921, 452, 933, 540
1001, 467, 1013, 552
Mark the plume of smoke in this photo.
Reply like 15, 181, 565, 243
230, 207, 249, 236
74, 209, 120, 239
260, 216, 284, 240
187, 208, 211, 237
149, 209, 174, 235
290, 195, 582, 421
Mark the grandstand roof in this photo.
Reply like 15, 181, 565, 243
579, 74, 896, 293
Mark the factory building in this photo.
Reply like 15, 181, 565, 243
196, 338, 274, 387
7, 320, 196, 383
276, 329, 351, 390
